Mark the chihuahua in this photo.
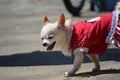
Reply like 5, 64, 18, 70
40, 2, 120, 77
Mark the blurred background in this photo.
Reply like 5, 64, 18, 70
63, 0, 119, 16
0, 0, 120, 80
0, 0, 92, 54
0, 0, 71, 55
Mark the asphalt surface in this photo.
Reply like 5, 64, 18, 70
0, 0, 120, 80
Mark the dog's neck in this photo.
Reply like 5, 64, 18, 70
59, 25, 73, 57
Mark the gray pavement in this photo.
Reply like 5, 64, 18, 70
0, 0, 120, 80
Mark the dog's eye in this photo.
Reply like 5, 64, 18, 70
48, 36, 53, 39
41, 38, 44, 40
48, 35, 54, 39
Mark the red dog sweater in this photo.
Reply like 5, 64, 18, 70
70, 11, 120, 54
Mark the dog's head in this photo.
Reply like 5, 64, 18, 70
40, 13, 69, 51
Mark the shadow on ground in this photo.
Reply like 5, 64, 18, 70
75, 69, 120, 77
0, 48, 120, 67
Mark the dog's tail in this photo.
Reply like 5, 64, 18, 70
115, 1, 120, 10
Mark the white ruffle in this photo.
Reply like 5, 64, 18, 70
106, 10, 120, 47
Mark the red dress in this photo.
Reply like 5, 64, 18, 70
70, 14, 112, 54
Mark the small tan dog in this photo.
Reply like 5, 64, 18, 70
40, 2, 120, 77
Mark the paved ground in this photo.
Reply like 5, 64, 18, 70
0, 0, 120, 80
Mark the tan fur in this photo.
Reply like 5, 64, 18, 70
43, 16, 49, 25
41, 14, 72, 56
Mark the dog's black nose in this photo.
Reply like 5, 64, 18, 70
43, 43, 48, 47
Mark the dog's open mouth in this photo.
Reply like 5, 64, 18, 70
47, 41, 56, 51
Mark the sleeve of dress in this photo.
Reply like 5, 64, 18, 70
73, 32, 91, 55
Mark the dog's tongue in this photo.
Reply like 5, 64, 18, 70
47, 45, 53, 51
46, 41, 56, 51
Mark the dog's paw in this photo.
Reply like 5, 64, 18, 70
64, 72, 69, 77
64, 72, 75, 77
92, 66, 100, 72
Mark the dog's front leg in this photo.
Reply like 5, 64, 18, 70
64, 52, 84, 77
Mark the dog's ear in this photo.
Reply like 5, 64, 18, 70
58, 13, 65, 27
43, 16, 49, 25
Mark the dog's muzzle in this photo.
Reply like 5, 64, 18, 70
43, 41, 56, 51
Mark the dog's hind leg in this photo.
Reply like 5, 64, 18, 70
87, 54, 100, 72
64, 52, 84, 77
